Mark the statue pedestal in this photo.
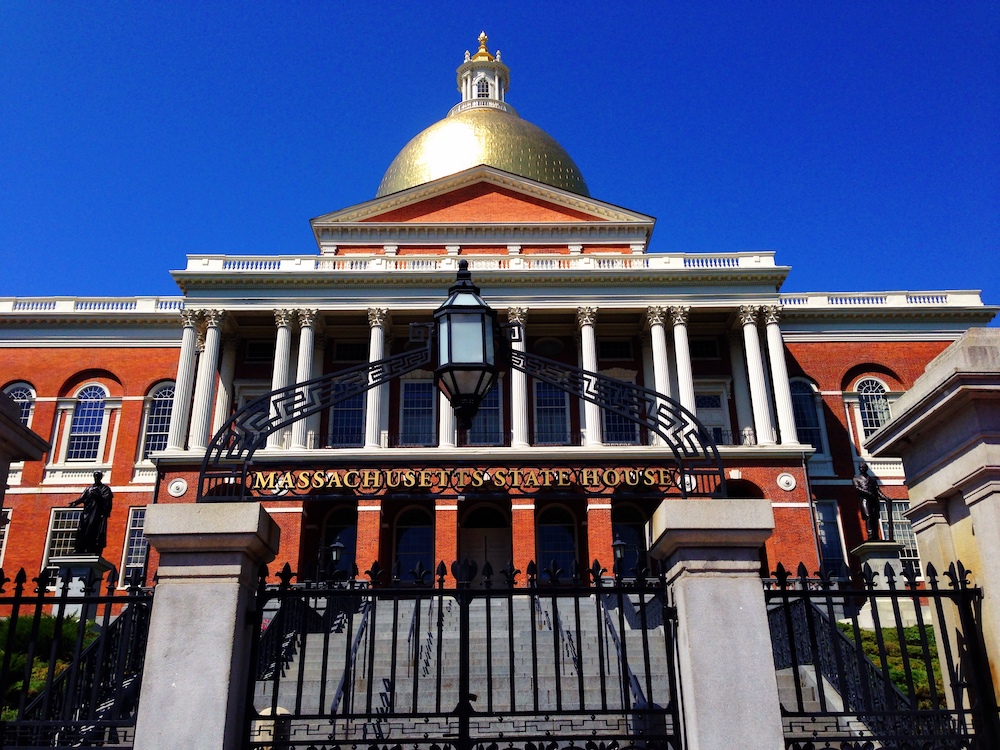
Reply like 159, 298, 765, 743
850, 541, 918, 629
49, 555, 115, 622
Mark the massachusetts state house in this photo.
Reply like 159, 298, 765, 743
1, 34, 995, 586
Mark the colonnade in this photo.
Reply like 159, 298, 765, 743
165, 303, 800, 453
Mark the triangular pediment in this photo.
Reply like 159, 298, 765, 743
311, 166, 655, 227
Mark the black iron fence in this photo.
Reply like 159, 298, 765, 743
246, 559, 681, 750
0, 565, 153, 748
766, 561, 1000, 750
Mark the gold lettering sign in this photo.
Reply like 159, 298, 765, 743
248, 465, 679, 493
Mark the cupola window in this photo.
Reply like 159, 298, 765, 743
476, 79, 490, 98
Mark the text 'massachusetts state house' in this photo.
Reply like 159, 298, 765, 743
1, 33, 995, 587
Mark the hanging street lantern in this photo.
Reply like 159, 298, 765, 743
434, 259, 499, 430
612, 535, 627, 562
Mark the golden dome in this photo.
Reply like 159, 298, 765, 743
376, 106, 590, 198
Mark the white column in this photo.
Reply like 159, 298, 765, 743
508, 307, 529, 448
166, 310, 200, 451
577, 307, 602, 447
438, 393, 456, 448
728, 332, 755, 445
670, 306, 697, 413
266, 309, 295, 450
365, 308, 388, 449
290, 310, 318, 450
188, 310, 225, 451
645, 306, 673, 399
211, 335, 238, 435
762, 305, 799, 445
739, 305, 776, 445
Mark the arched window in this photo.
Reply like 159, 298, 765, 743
476, 78, 490, 98
3, 383, 34, 427
66, 385, 108, 461
142, 384, 175, 458
612, 505, 647, 574
536, 506, 577, 577
395, 508, 434, 579
790, 380, 824, 451
322, 506, 358, 576
857, 378, 891, 438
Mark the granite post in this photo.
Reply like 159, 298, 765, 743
133, 503, 279, 750
647, 498, 783, 750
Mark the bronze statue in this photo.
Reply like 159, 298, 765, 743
854, 462, 890, 542
70, 471, 113, 556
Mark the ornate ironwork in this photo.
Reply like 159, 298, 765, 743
246, 560, 681, 750
198, 325, 434, 500
510, 345, 727, 497
766, 560, 1000, 749
0, 566, 153, 748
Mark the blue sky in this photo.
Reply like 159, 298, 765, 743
2, 3, 997, 307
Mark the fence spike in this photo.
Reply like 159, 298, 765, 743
526, 560, 538, 587
276, 562, 295, 589
481, 560, 494, 588
541, 559, 563, 585
773, 562, 791, 589
883, 562, 897, 589
589, 559, 606, 586
499, 560, 520, 587
860, 562, 877, 589
366, 560, 384, 586
0, 567, 10, 593
796, 561, 810, 585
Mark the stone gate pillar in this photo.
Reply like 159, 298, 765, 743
647, 498, 784, 750
134, 503, 280, 750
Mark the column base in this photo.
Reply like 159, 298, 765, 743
50, 555, 117, 621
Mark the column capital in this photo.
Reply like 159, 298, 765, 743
669, 305, 690, 327
507, 306, 528, 325
368, 307, 389, 328
274, 308, 295, 328
201, 309, 227, 328
179, 309, 201, 328
761, 305, 781, 326
576, 306, 598, 328
195, 331, 206, 353
645, 305, 668, 328
737, 305, 759, 327
298, 308, 320, 329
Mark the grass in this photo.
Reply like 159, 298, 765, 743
837, 622, 946, 710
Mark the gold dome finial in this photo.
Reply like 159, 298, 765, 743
472, 31, 494, 61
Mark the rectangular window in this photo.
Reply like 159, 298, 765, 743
602, 381, 639, 445
468, 387, 502, 446
882, 501, 921, 576
598, 340, 633, 361
0, 509, 11, 567
534, 381, 570, 445
689, 338, 721, 360
328, 386, 365, 448
121, 507, 148, 585
695, 392, 728, 444
244, 341, 275, 364
43, 508, 82, 572
815, 500, 848, 578
400, 381, 436, 447
334, 341, 368, 363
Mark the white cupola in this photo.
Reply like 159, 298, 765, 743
450, 32, 516, 117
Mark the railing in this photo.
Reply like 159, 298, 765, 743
0, 297, 185, 314
0, 566, 153, 748
779, 290, 984, 309
766, 561, 1000, 749
246, 559, 680, 750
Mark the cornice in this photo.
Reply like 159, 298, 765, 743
312, 221, 653, 247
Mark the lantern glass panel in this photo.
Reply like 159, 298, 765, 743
449, 314, 485, 362
485, 321, 495, 365
438, 317, 450, 365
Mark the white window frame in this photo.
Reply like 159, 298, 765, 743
600, 369, 640, 446
533, 379, 571, 446
119, 506, 148, 586
3, 382, 36, 429
398, 374, 437, 447
327, 384, 366, 448
881, 500, 922, 578
814, 500, 849, 579
693, 379, 733, 445
137, 382, 175, 463
790, 378, 834, 475
843, 376, 904, 476
42, 507, 83, 573
46, 383, 120, 483
466, 376, 504, 447
0, 508, 11, 567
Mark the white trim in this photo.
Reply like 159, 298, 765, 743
511, 504, 535, 510
770, 502, 811, 508
587, 503, 613, 510
264, 506, 304, 514
357, 506, 383, 512
0, 508, 11, 566
435, 505, 459, 511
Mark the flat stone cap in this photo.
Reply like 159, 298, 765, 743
647, 498, 774, 559
145, 503, 280, 558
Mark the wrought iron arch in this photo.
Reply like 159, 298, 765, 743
197, 323, 727, 500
